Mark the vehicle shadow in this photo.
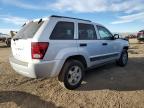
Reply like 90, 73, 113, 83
0, 91, 61, 108
78, 57, 144, 91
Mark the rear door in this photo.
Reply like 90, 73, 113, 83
11, 21, 44, 62
96, 25, 120, 62
77, 23, 107, 67
44, 21, 78, 61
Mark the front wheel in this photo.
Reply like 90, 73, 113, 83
58, 60, 85, 90
116, 49, 128, 67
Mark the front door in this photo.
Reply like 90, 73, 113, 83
96, 25, 120, 62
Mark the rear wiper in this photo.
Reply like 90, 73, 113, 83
38, 19, 42, 24
13, 38, 22, 41
22, 23, 26, 27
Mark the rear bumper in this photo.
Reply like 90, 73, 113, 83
9, 56, 64, 78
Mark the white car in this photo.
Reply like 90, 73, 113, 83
10, 15, 129, 90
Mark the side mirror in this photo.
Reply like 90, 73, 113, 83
113, 34, 120, 39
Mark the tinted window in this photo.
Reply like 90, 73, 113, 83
97, 26, 113, 40
14, 21, 44, 39
78, 23, 97, 40
50, 21, 74, 40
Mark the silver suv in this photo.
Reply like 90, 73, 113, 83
9, 15, 129, 90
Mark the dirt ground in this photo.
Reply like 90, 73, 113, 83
0, 39, 144, 108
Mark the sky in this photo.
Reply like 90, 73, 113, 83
0, 0, 144, 34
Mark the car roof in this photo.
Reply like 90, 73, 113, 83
50, 15, 102, 26
50, 15, 91, 22
29, 15, 103, 27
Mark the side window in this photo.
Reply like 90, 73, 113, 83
78, 23, 97, 40
50, 21, 74, 40
97, 26, 113, 40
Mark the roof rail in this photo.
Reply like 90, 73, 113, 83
51, 15, 91, 22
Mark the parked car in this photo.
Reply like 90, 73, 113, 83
137, 30, 144, 42
9, 15, 129, 90
0, 32, 16, 47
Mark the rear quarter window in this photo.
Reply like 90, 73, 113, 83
50, 21, 74, 40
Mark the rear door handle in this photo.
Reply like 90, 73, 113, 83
80, 43, 87, 47
102, 43, 108, 46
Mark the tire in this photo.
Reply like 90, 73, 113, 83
116, 49, 128, 67
5, 39, 11, 47
58, 59, 85, 90
6, 41, 10, 47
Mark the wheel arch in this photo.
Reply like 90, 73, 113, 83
123, 46, 129, 50
64, 55, 87, 68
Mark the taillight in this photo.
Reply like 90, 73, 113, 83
31, 42, 49, 59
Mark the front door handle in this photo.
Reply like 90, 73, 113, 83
80, 43, 87, 47
102, 43, 108, 46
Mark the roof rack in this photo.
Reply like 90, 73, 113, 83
51, 15, 91, 22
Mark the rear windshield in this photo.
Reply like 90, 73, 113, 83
14, 21, 44, 39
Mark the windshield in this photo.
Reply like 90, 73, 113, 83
14, 21, 44, 39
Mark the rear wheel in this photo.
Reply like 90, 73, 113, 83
116, 49, 128, 67
58, 60, 85, 90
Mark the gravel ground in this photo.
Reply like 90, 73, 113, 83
0, 39, 144, 108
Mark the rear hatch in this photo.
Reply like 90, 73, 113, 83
11, 20, 44, 62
